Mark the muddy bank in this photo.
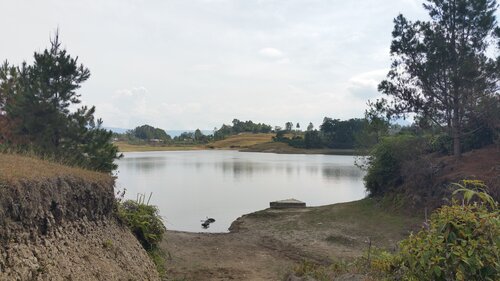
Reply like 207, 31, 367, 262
0, 155, 159, 281
161, 199, 422, 281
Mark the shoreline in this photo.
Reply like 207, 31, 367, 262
161, 199, 422, 280
116, 142, 359, 156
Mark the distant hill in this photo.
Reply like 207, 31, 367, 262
104, 127, 130, 134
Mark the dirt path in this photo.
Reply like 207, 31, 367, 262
161, 200, 422, 281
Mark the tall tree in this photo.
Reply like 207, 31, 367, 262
0, 32, 121, 172
376, 0, 500, 157
307, 122, 314, 131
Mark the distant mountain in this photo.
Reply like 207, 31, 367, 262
104, 127, 130, 134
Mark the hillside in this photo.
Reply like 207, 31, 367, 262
0, 154, 159, 280
208, 133, 275, 149
434, 145, 500, 199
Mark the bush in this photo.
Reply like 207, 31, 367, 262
430, 133, 453, 155
117, 200, 166, 250
364, 134, 427, 196
378, 182, 499, 280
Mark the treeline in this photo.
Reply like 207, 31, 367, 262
117, 126, 210, 144
213, 119, 272, 140
273, 118, 367, 149
118, 119, 274, 145
0, 33, 120, 173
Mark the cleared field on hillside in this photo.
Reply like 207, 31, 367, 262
115, 142, 203, 152
208, 133, 275, 149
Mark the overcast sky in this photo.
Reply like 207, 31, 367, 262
1, 0, 429, 130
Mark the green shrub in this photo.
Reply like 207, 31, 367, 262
429, 134, 453, 155
378, 182, 499, 280
364, 134, 427, 196
118, 200, 166, 251
117, 199, 167, 277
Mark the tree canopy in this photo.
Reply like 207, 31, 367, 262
0, 32, 121, 173
375, 0, 500, 157
130, 124, 171, 141
213, 119, 272, 140
320, 118, 365, 149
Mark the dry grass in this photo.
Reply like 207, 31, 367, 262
0, 153, 112, 184
115, 141, 203, 152
243, 141, 357, 155
208, 133, 275, 149
115, 133, 358, 155
435, 144, 500, 199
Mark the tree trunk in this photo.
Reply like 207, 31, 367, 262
452, 102, 461, 158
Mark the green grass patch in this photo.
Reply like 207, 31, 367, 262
325, 234, 357, 246
117, 197, 167, 278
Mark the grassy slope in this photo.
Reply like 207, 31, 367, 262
0, 153, 111, 184
115, 141, 203, 152
116, 133, 357, 155
208, 133, 275, 148
246, 198, 422, 251
243, 142, 357, 155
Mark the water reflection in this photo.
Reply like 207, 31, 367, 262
122, 156, 168, 172
321, 166, 364, 180
116, 151, 366, 232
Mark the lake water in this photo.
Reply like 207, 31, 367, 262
116, 150, 366, 232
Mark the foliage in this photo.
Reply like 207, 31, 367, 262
430, 133, 453, 155
292, 260, 333, 281
363, 134, 427, 196
129, 124, 171, 141
374, 0, 500, 157
355, 114, 390, 152
303, 130, 323, 148
117, 199, 166, 251
320, 118, 365, 149
373, 182, 499, 281
307, 122, 314, 131
0, 32, 121, 173
213, 119, 272, 140
274, 117, 366, 150
147, 247, 167, 278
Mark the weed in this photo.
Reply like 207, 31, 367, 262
102, 239, 113, 249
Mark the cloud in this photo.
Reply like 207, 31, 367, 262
191, 64, 217, 71
2, 0, 431, 129
347, 69, 388, 99
112, 87, 148, 98
259, 47, 285, 59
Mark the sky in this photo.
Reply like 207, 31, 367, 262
0, 0, 428, 130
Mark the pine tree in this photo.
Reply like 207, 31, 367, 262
376, 0, 500, 157
0, 31, 121, 172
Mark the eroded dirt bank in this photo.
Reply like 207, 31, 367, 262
0, 154, 159, 281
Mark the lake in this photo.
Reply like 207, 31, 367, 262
116, 150, 366, 232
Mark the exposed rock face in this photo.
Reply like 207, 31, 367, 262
0, 176, 160, 281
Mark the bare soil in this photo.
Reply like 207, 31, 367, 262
161, 199, 422, 281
